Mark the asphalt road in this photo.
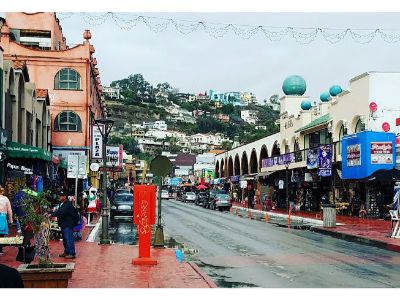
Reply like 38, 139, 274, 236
162, 199, 400, 288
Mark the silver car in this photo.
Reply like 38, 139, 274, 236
183, 192, 196, 203
214, 194, 232, 211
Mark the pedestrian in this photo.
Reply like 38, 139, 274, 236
51, 191, 76, 259
376, 190, 385, 219
0, 186, 13, 255
0, 264, 24, 288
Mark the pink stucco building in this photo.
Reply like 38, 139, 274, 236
0, 12, 105, 161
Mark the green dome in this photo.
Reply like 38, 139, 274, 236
329, 85, 342, 97
282, 75, 306, 96
301, 99, 312, 110
320, 92, 330, 102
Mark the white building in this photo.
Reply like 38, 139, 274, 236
153, 120, 167, 131
241, 110, 259, 125
102, 86, 121, 100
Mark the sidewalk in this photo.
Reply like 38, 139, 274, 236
232, 202, 400, 253
0, 221, 216, 288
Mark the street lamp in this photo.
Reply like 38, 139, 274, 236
93, 117, 114, 244
284, 155, 291, 213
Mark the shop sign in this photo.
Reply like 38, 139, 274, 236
370, 142, 393, 164
347, 144, 361, 167
91, 125, 104, 159
6, 163, 33, 175
261, 153, 294, 169
317, 145, 332, 177
52, 149, 85, 160
67, 155, 87, 179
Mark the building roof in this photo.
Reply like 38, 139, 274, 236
295, 113, 331, 133
208, 150, 225, 155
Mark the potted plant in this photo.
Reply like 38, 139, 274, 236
17, 189, 74, 288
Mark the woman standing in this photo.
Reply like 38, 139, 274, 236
0, 186, 13, 255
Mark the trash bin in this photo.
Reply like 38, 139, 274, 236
322, 205, 336, 227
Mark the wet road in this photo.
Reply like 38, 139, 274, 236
162, 200, 400, 288
109, 217, 137, 245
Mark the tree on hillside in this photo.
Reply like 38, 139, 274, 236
220, 140, 233, 150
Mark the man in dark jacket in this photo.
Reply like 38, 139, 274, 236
0, 264, 24, 288
51, 191, 76, 259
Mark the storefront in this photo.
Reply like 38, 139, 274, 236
3, 141, 53, 201
342, 131, 397, 218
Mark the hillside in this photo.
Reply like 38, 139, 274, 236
106, 73, 280, 146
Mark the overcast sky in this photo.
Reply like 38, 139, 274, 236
5, 12, 400, 103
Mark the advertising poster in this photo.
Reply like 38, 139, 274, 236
370, 142, 393, 164
317, 145, 332, 177
347, 143, 361, 167
306, 148, 318, 169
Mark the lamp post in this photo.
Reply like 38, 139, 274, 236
284, 155, 291, 212
93, 117, 114, 244
110, 156, 118, 189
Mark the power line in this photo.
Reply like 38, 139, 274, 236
57, 12, 400, 44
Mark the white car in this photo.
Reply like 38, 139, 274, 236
184, 192, 196, 203
161, 190, 169, 199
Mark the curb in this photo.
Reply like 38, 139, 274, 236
187, 262, 218, 288
310, 226, 400, 253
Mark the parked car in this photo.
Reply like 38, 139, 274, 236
213, 194, 232, 211
161, 190, 169, 200
115, 188, 132, 195
183, 192, 197, 203
205, 189, 226, 209
110, 193, 134, 219
195, 191, 209, 206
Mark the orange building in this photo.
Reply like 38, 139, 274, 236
0, 13, 105, 163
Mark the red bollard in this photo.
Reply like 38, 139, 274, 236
132, 185, 157, 265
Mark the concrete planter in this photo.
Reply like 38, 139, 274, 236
18, 263, 75, 288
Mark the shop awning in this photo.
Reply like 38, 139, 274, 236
60, 159, 68, 169
295, 113, 331, 133
353, 168, 400, 183
4, 141, 52, 161
257, 170, 276, 178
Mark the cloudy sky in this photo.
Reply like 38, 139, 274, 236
4, 11, 400, 103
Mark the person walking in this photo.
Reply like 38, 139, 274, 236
51, 191, 76, 259
376, 190, 385, 219
0, 186, 13, 255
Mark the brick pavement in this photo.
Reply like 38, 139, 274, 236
0, 222, 217, 288
232, 201, 400, 252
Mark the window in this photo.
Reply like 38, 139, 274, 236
54, 68, 81, 90
54, 111, 82, 132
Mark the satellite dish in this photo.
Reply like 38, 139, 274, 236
150, 155, 173, 177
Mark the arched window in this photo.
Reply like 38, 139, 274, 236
54, 68, 81, 90
355, 118, 365, 133
54, 111, 82, 132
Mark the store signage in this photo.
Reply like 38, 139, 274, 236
284, 119, 293, 129
91, 125, 104, 159
261, 153, 295, 169
6, 163, 33, 175
90, 163, 100, 172
370, 142, 393, 164
52, 149, 85, 160
341, 131, 396, 180
347, 144, 361, 167
317, 145, 332, 177
67, 155, 87, 179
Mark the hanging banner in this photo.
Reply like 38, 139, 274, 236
370, 142, 393, 164
318, 145, 332, 177
91, 124, 104, 160
306, 148, 318, 169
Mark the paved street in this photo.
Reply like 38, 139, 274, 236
161, 200, 400, 288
